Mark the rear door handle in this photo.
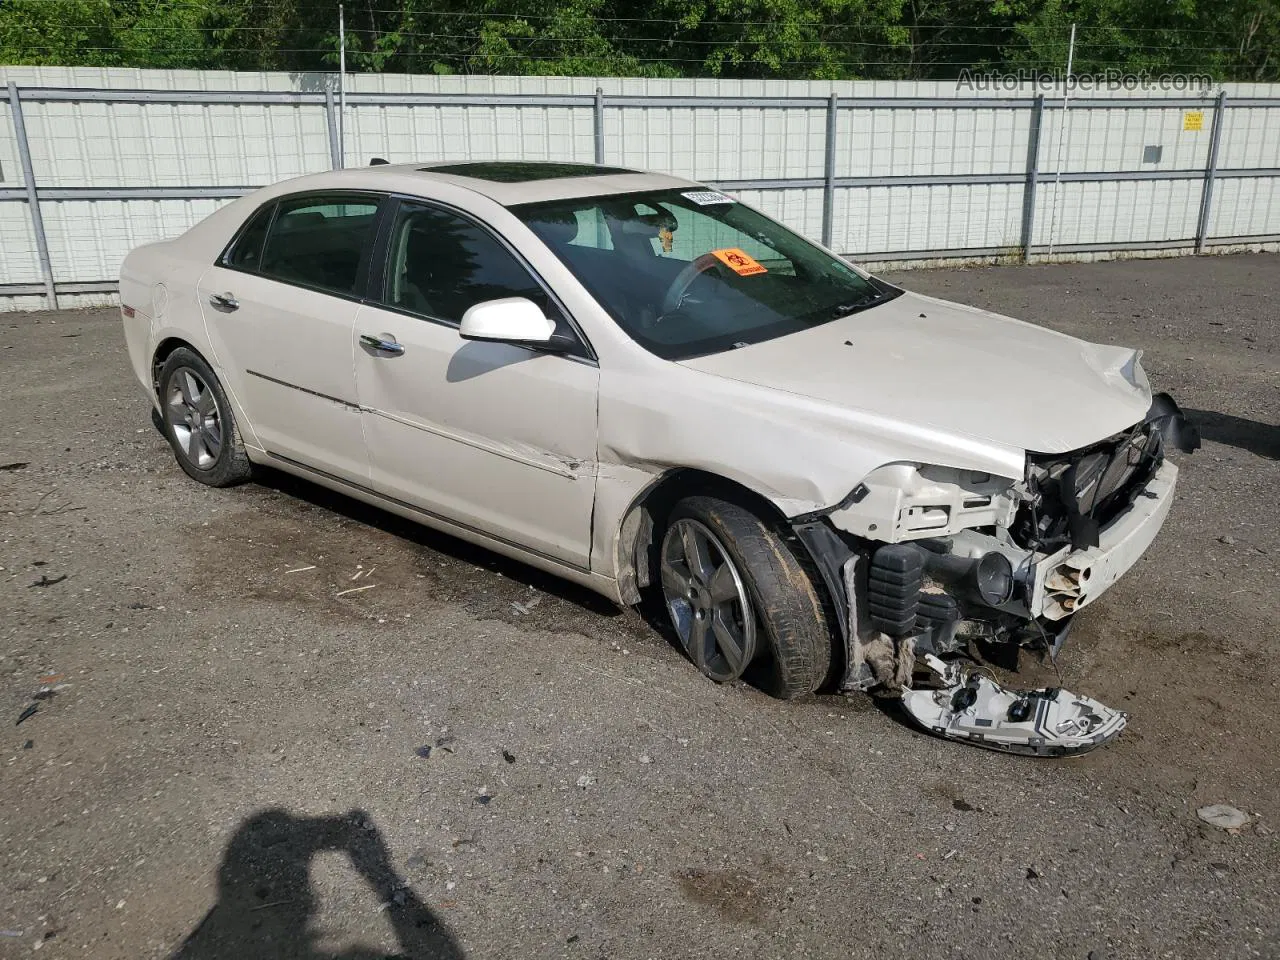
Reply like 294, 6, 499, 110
208, 291, 239, 311
360, 333, 405, 356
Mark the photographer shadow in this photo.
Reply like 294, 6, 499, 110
172, 808, 463, 960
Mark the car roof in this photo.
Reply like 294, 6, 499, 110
356, 160, 700, 206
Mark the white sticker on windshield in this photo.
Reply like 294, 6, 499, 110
682, 190, 736, 206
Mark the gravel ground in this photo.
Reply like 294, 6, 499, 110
1, 253, 1277, 960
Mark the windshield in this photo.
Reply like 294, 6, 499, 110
512, 189, 900, 360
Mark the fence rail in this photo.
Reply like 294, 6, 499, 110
2, 79, 1279, 310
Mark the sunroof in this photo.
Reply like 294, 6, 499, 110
423, 161, 632, 183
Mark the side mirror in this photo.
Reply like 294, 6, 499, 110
459, 297, 566, 350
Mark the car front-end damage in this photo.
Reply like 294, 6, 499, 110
791, 393, 1199, 756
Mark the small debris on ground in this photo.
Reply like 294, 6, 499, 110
952, 798, 974, 811
414, 745, 432, 759
511, 596, 542, 615
1217, 535, 1237, 545
22, 740, 33, 750
1197, 804, 1249, 831
435, 734, 456, 753
1026, 867, 1041, 880
502, 749, 516, 764
0, 461, 29, 471
575, 774, 597, 788
335, 583, 377, 597
0, 929, 23, 938
637, 754, 654, 764
284, 565, 316, 574
28, 574, 67, 588
16, 704, 38, 726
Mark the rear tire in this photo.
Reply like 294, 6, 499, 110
157, 347, 253, 488
657, 495, 833, 700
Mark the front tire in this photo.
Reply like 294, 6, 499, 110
157, 347, 252, 487
657, 495, 833, 700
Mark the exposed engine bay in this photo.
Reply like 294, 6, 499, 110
792, 393, 1199, 756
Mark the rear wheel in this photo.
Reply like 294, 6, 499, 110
157, 347, 252, 487
657, 495, 833, 699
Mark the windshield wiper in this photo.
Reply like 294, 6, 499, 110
829, 292, 884, 318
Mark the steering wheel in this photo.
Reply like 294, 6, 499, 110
659, 252, 725, 317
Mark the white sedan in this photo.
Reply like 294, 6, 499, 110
120, 161, 1197, 748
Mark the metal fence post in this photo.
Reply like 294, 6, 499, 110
324, 87, 342, 169
6, 82, 57, 310
822, 92, 838, 249
1195, 89, 1228, 254
593, 88, 605, 165
1020, 94, 1045, 261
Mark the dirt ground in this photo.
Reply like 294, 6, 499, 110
1, 252, 1277, 960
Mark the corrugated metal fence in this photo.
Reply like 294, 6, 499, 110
1, 68, 1279, 311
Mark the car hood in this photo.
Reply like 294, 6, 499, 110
678, 291, 1153, 456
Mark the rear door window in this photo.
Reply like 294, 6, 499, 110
256, 194, 381, 297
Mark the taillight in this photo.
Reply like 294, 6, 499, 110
121, 304, 136, 318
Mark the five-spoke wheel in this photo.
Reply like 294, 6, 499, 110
157, 347, 253, 487
165, 367, 223, 470
655, 495, 833, 698
660, 517, 758, 683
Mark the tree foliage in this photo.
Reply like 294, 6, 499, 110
0, 0, 1275, 81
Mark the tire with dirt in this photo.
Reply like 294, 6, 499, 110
656, 494, 833, 700
156, 347, 253, 487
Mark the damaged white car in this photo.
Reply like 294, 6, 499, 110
120, 161, 1198, 755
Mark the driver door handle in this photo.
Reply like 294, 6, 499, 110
360, 333, 405, 356
208, 291, 239, 311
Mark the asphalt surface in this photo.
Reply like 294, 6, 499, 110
1, 253, 1277, 960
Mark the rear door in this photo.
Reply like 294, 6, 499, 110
199, 191, 383, 483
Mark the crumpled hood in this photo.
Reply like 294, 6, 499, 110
679, 291, 1153, 456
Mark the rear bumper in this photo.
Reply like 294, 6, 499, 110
1030, 458, 1178, 620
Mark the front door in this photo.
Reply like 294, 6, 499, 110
198, 192, 383, 483
354, 199, 599, 569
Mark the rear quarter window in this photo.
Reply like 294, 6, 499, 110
222, 203, 275, 271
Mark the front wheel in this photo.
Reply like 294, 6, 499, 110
157, 347, 253, 487
657, 496, 833, 700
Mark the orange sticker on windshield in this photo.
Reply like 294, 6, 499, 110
710, 248, 767, 276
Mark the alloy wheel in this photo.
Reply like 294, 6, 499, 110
165, 367, 223, 470
660, 518, 758, 682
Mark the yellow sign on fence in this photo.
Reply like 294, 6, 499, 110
1184, 111, 1205, 131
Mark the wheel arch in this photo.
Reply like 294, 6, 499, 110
613, 467, 809, 605
151, 336, 205, 395
150, 337, 262, 454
